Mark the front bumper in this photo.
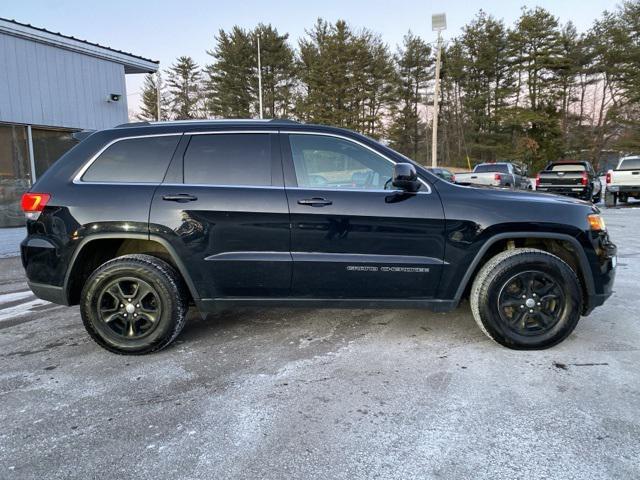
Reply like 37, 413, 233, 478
583, 233, 616, 315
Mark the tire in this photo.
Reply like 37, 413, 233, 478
80, 254, 189, 355
470, 248, 582, 350
619, 193, 628, 203
604, 191, 616, 207
592, 191, 601, 203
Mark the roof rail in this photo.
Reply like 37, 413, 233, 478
269, 119, 299, 124
115, 121, 150, 128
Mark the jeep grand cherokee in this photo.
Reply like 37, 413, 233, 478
21, 120, 617, 354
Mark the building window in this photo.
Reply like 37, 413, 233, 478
0, 124, 30, 228
32, 128, 78, 178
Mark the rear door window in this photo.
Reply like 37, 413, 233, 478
619, 158, 640, 170
474, 164, 509, 174
549, 164, 586, 172
183, 134, 272, 186
82, 135, 180, 183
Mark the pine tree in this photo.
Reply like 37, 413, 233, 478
205, 27, 254, 118
167, 56, 202, 120
136, 73, 170, 121
451, 12, 515, 163
252, 24, 296, 118
387, 32, 432, 162
509, 7, 565, 169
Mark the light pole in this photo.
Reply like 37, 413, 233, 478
431, 13, 446, 168
156, 70, 161, 121
257, 35, 263, 119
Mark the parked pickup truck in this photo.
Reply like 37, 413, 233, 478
605, 156, 640, 207
454, 162, 530, 189
535, 161, 601, 203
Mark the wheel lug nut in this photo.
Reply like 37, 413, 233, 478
533, 293, 537, 297
136, 304, 140, 308
520, 305, 525, 309
123, 313, 127, 317
537, 302, 541, 306
120, 304, 124, 308
522, 295, 526, 299
134, 313, 137, 317
529, 309, 534, 313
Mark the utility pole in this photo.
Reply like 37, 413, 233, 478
156, 70, 161, 121
257, 35, 263, 119
431, 13, 446, 168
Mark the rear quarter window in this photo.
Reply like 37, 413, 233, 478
81, 135, 180, 183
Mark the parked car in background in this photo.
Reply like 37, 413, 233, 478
454, 162, 530, 189
605, 155, 640, 207
426, 167, 455, 182
535, 161, 601, 203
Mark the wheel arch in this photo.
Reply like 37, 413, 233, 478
64, 233, 200, 305
455, 232, 595, 308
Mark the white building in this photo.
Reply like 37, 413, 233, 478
0, 17, 158, 227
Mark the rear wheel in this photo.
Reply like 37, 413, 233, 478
470, 248, 582, 350
80, 254, 189, 355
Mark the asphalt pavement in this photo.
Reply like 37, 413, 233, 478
0, 207, 639, 480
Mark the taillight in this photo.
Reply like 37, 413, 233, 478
535, 174, 540, 188
21, 192, 50, 220
606, 170, 612, 184
494, 173, 501, 181
581, 172, 588, 186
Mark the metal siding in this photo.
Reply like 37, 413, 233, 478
0, 32, 129, 130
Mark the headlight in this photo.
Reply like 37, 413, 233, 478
587, 214, 606, 231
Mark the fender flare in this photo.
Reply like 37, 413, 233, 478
453, 231, 595, 302
63, 233, 201, 304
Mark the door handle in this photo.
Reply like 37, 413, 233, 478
162, 194, 198, 203
297, 197, 332, 207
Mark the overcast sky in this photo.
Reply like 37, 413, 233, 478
2, 0, 620, 117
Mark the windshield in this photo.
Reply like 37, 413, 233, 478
473, 164, 509, 174
549, 164, 586, 172
618, 158, 640, 170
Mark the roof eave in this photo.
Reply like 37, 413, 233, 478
0, 18, 159, 74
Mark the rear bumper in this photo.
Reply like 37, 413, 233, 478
27, 281, 69, 305
607, 185, 640, 194
537, 187, 589, 198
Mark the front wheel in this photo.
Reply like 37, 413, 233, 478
470, 248, 582, 349
80, 254, 189, 355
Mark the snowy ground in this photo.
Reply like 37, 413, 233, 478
0, 206, 638, 480
0, 228, 25, 258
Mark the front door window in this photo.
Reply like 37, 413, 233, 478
289, 134, 393, 190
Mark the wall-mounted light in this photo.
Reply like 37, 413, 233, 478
107, 94, 122, 103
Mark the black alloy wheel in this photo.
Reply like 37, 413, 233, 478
97, 277, 162, 339
497, 270, 565, 336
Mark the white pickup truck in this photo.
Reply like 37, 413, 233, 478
605, 156, 640, 207
454, 162, 531, 189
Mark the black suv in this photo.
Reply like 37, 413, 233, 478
21, 120, 617, 354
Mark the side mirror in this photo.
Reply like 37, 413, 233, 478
392, 163, 420, 192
